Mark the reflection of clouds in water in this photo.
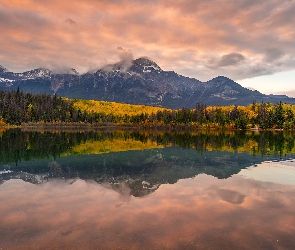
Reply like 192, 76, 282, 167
0, 172, 295, 249
100, 181, 132, 204
216, 189, 245, 204
238, 161, 295, 186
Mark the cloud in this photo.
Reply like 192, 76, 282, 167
207, 53, 246, 69
264, 48, 284, 62
98, 47, 134, 73
65, 18, 76, 25
117, 46, 133, 63
0, 0, 294, 82
116, 46, 134, 71
273, 90, 295, 98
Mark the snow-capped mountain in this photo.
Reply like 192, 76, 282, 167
21, 68, 52, 79
0, 58, 295, 108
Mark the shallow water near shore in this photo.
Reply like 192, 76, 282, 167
0, 129, 295, 249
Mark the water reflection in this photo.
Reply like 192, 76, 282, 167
0, 165, 295, 249
1, 129, 295, 249
1, 129, 295, 196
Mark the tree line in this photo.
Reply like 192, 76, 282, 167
146, 101, 295, 129
0, 89, 295, 129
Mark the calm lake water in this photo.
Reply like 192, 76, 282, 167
0, 129, 295, 249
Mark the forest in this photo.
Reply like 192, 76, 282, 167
0, 89, 295, 129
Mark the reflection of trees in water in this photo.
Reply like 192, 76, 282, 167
0, 129, 295, 165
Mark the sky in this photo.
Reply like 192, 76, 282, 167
0, 0, 295, 96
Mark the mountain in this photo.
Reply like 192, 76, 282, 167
0, 65, 10, 73
1, 58, 295, 108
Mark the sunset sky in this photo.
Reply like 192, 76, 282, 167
0, 0, 295, 96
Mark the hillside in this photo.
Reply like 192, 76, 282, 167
71, 98, 170, 116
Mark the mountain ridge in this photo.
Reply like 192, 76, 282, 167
1, 58, 295, 108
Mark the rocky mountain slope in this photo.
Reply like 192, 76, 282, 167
1, 57, 294, 108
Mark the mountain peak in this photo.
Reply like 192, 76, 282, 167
130, 57, 162, 73
207, 76, 239, 87
210, 76, 232, 81
0, 65, 10, 73
96, 57, 162, 74
133, 57, 161, 67
133, 57, 155, 64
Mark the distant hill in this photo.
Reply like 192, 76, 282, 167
1, 57, 295, 108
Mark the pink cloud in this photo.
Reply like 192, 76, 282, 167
0, 0, 294, 81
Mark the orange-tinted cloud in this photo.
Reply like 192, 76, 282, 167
0, 0, 294, 81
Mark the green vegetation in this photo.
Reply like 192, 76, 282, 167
1, 89, 295, 129
71, 98, 170, 116
0, 129, 294, 165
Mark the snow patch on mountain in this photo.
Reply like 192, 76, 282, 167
223, 85, 239, 95
143, 65, 161, 73
22, 68, 52, 79
0, 77, 14, 82
211, 93, 238, 100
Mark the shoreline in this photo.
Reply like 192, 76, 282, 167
0, 122, 289, 132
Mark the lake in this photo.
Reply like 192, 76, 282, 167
1, 129, 295, 249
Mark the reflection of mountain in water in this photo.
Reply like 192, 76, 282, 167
0, 147, 284, 197
1, 129, 295, 197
